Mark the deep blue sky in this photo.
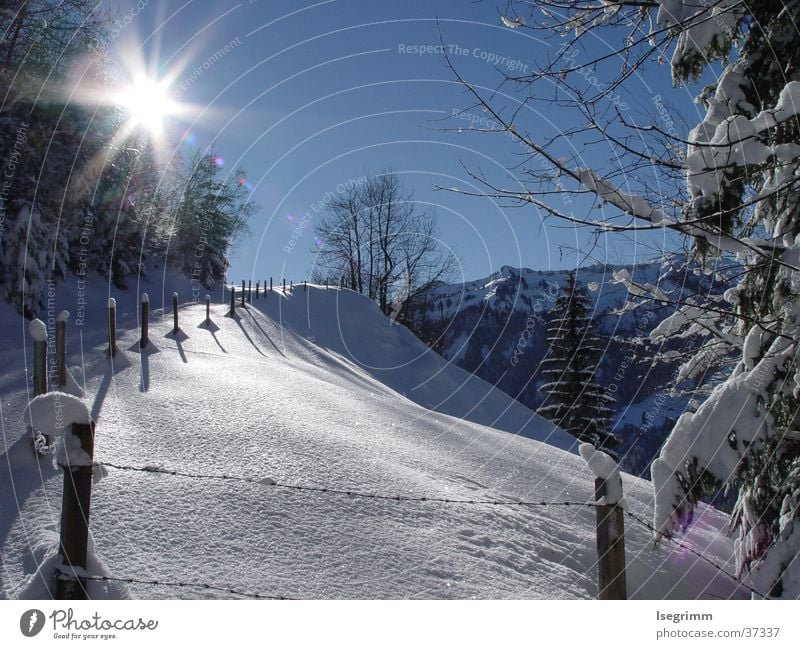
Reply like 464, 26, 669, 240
107, 0, 703, 284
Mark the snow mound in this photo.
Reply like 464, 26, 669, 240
254, 286, 577, 451
29, 319, 47, 342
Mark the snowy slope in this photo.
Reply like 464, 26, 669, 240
0, 273, 747, 599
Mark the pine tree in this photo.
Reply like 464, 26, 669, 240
537, 272, 617, 454
168, 150, 254, 288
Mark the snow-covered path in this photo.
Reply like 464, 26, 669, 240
1, 279, 747, 599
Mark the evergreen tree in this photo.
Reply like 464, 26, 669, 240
168, 151, 254, 288
537, 272, 617, 454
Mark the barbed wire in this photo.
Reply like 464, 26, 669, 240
55, 569, 293, 600
622, 510, 767, 599
97, 461, 598, 508
96, 461, 767, 598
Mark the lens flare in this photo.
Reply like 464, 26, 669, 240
114, 76, 176, 134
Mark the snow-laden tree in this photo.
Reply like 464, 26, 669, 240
168, 150, 254, 288
538, 272, 617, 454
443, 1, 800, 596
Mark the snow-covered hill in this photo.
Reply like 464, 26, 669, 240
1, 272, 746, 598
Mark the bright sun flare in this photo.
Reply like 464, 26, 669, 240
115, 76, 176, 133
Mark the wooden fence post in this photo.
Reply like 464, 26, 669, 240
55, 310, 69, 388
55, 420, 95, 600
282, 278, 286, 293
241, 280, 246, 307
256, 281, 260, 299
107, 298, 117, 358
172, 292, 179, 334
140, 293, 149, 349
595, 476, 627, 600
205, 294, 211, 324
303, 280, 307, 292
290, 280, 293, 291
30, 319, 48, 396
228, 285, 236, 317
270, 277, 273, 292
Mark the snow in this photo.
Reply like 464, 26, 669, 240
141, 292, 149, 304
500, 15, 524, 29
28, 318, 47, 342
14, 534, 127, 599
22, 393, 93, 467
651, 334, 795, 537
0, 270, 747, 599
56, 310, 70, 322
657, 0, 743, 76
22, 392, 91, 434
576, 168, 664, 222
108, 298, 116, 308
579, 444, 622, 505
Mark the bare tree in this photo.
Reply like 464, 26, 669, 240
312, 170, 457, 318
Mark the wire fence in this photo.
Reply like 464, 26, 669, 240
96, 461, 598, 508
55, 569, 293, 600
90, 460, 766, 599
30, 292, 767, 600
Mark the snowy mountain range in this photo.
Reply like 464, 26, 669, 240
406, 258, 730, 476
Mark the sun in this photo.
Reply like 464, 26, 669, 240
115, 76, 176, 134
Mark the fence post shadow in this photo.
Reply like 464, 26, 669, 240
165, 329, 189, 363
197, 320, 226, 353
129, 341, 159, 392
90, 350, 132, 423
229, 313, 266, 357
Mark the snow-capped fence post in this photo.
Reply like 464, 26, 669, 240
22, 394, 94, 598
241, 281, 246, 308
30, 319, 48, 396
172, 292, 179, 334
56, 418, 95, 600
580, 444, 627, 600
205, 295, 211, 324
55, 310, 69, 388
140, 293, 149, 349
107, 298, 117, 358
